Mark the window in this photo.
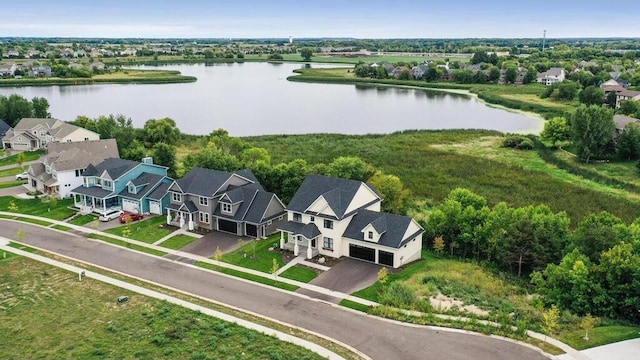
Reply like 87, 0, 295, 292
84, 137, 89, 141
310, 216, 315, 222
75, 169, 84, 177
293, 213, 302, 222
199, 197, 208, 206
323, 237, 334, 250
221, 203, 232, 214
368, 231, 374, 240
128, 184, 135, 194
323, 219, 333, 229
172, 192, 182, 202
103, 180, 112, 189
199, 212, 210, 224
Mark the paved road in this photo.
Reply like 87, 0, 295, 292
0, 220, 550, 360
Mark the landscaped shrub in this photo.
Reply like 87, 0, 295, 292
501, 134, 534, 150
379, 282, 417, 308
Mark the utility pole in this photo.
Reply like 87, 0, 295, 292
542, 30, 547, 52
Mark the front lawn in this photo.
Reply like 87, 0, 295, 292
558, 324, 640, 350
87, 234, 167, 256
280, 265, 318, 283
0, 150, 43, 167
104, 216, 172, 243
160, 234, 199, 250
0, 196, 75, 220
0, 166, 24, 178
68, 214, 99, 226
220, 235, 284, 273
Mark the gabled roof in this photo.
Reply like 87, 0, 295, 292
175, 167, 259, 197
147, 181, 171, 201
0, 119, 10, 137
343, 209, 424, 249
214, 186, 284, 224
118, 172, 166, 200
614, 114, 640, 131
82, 158, 138, 179
43, 139, 119, 172
287, 174, 379, 220
13, 118, 60, 131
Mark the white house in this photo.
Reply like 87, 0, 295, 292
536, 67, 565, 85
28, 139, 119, 199
1, 118, 99, 151
278, 175, 424, 268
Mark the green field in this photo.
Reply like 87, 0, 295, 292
0, 196, 75, 220
220, 235, 284, 273
0, 255, 324, 359
246, 130, 640, 224
0, 69, 195, 87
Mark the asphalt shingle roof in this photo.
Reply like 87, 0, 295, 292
119, 173, 165, 200
277, 221, 322, 239
286, 174, 378, 220
82, 158, 139, 179
214, 187, 283, 224
343, 209, 424, 249
176, 167, 261, 196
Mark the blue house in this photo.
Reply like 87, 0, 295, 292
71, 157, 172, 216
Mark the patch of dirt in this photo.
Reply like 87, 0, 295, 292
429, 292, 489, 317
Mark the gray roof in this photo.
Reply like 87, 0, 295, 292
12, 118, 98, 141
278, 221, 322, 239
0, 119, 10, 137
70, 185, 113, 198
180, 200, 199, 213
176, 167, 260, 197
148, 181, 171, 201
44, 139, 119, 172
287, 174, 379, 220
83, 158, 139, 179
119, 173, 166, 200
614, 114, 640, 130
343, 209, 424, 249
214, 187, 284, 224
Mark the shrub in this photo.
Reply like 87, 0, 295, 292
379, 282, 417, 308
501, 135, 534, 150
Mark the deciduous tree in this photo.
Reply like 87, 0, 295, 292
570, 104, 615, 163
540, 116, 569, 147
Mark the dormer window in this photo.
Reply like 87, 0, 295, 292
221, 203, 232, 214
128, 184, 136, 194
368, 231, 374, 240
103, 180, 112, 189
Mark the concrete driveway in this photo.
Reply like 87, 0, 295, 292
179, 230, 248, 257
298, 258, 381, 302
0, 184, 28, 197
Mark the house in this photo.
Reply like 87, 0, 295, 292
27, 139, 119, 199
392, 66, 409, 78
1, 118, 99, 151
28, 65, 52, 77
70, 157, 172, 216
277, 175, 424, 268
411, 65, 428, 80
613, 114, 640, 137
616, 89, 640, 109
0, 63, 17, 77
0, 119, 11, 144
536, 67, 565, 85
166, 167, 286, 238
87, 61, 106, 71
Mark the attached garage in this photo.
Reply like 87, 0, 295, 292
218, 219, 238, 234
149, 201, 161, 215
378, 250, 394, 267
349, 244, 375, 262
122, 199, 139, 213
246, 224, 258, 238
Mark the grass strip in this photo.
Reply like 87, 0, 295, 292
87, 234, 167, 257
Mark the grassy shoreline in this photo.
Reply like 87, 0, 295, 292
0, 69, 196, 87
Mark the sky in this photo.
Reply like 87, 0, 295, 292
2, 0, 639, 39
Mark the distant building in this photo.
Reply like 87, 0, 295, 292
536, 67, 565, 85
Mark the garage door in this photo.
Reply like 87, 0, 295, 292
379, 250, 394, 267
150, 201, 161, 215
218, 219, 238, 234
246, 224, 258, 238
349, 244, 375, 262
122, 199, 139, 213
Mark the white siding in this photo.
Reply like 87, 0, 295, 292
58, 128, 100, 143
344, 184, 380, 215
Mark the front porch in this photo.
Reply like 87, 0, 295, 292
277, 221, 322, 260
72, 193, 120, 215
166, 206, 197, 231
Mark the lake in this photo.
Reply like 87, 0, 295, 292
0, 62, 543, 136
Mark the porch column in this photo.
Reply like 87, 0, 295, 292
279, 231, 285, 248
166, 211, 171, 225
188, 213, 194, 231
293, 237, 299, 256
179, 212, 185, 228
306, 238, 313, 259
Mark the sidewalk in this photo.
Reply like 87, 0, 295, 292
0, 211, 585, 360
0, 237, 347, 360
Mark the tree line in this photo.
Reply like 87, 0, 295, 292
424, 188, 640, 323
